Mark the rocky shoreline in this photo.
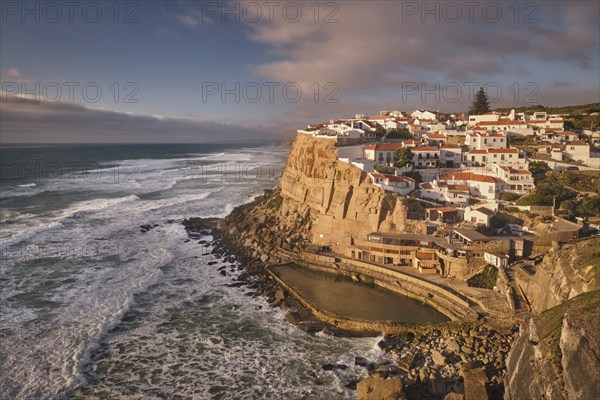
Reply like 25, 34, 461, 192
179, 216, 517, 399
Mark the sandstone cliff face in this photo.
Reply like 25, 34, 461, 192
218, 134, 424, 260
279, 134, 424, 249
504, 290, 600, 400
517, 237, 600, 314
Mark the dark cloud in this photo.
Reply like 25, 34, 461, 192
0, 94, 279, 144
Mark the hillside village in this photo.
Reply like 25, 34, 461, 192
294, 106, 600, 316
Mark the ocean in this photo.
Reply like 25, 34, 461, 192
0, 143, 385, 399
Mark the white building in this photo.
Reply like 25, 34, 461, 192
564, 141, 591, 165
424, 133, 448, 147
363, 143, 404, 165
438, 172, 508, 200
464, 148, 527, 168
411, 110, 439, 120
419, 180, 470, 205
370, 173, 415, 195
465, 132, 507, 150
497, 166, 535, 193
411, 146, 441, 168
484, 252, 509, 268
464, 203, 498, 227
440, 144, 463, 168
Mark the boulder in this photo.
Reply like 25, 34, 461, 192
431, 350, 447, 365
357, 377, 405, 400
447, 340, 461, 354
427, 374, 446, 397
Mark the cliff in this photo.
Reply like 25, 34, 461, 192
515, 237, 600, 314
504, 290, 600, 400
504, 237, 600, 400
218, 134, 424, 260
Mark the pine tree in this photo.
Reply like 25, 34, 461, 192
468, 87, 491, 115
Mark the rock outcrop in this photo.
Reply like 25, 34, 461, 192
279, 134, 424, 248
217, 134, 425, 263
504, 290, 600, 400
516, 237, 600, 314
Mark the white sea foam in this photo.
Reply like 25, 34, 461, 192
0, 145, 379, 400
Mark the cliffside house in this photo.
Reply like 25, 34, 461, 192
464, 205, 497, 227
464, 148, 527, 168
419, 181, 470, 205
411, 146, 441, 168
424, 133, 448, 147
497, 166, 534, 193
363, 143, 404, 165
438, 172, 507, 200
465, 132, 507, 150
440, 144, 463, 168
369, 173, 415, 195
426, 207, 462, 224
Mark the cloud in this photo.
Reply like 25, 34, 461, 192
5, 68, 21, 79
243, 1, 599, 114
0, 94, 280, 144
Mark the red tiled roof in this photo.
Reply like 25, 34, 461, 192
488, 148, 518, 154
477, 120, 528, 126
384, 174, 414, 183
412, 146, 440, 152
439, 172, 505, 184
441, 144, 461, 149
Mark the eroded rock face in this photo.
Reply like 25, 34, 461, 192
504, 290, 600, 400
517, 238, 600, 314
560, 296, 600, 400
218, 134, 425, 261
279, 134, 425, 248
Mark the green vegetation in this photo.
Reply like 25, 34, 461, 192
560, 197, 600, 217
394, 147, 414, 168
494, 102, 600, 116
468, 87, 491, 115
374, 126, 386, 139
467, 265, 498, 289
516, 171, 600, 216
554, 170, 600, 195
500, 192, 521, 202
386, 128, 412, 139
493, 102, 600, 131
528, 161, 551, 181
534, 290, 600, 375
517, 175, 576, 207
374, 165, 395, 174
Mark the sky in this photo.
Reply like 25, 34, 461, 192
1, 0, 599, 143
